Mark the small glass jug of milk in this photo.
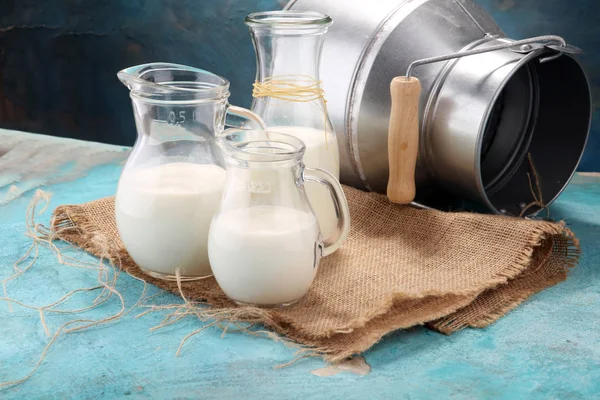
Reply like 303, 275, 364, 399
115, 63, 264, 281
208, 129, 350, 307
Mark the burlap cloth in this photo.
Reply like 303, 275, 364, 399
51, 186, 579, 361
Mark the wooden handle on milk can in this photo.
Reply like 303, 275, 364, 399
387, 76, 421, 204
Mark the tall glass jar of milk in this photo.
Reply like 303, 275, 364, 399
115, 63, 264, 281
246, 11, 343, 248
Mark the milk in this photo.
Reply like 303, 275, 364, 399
269, 126, 340, 240
115, 162, 226, 279
208, 205, 320, 306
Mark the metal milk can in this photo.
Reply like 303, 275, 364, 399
286, 0, 591, 215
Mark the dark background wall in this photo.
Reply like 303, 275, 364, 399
0, 0, 598, 170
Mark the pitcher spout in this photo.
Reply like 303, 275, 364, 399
117, 62, 231, 101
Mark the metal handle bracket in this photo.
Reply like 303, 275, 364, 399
406, 35, 580, 78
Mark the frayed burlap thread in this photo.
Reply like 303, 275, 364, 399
51, 186, 579, 361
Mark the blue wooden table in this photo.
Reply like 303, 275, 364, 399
1, 130, 599, 399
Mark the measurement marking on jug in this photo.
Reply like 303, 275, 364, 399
245, 181, 271, 193
168, 111, 187, 126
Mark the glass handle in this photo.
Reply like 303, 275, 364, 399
303, 167, 351, 257
224, 105, 266, 131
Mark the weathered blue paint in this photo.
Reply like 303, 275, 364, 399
0, 1, 597, 163
0, 130, 599, 399
0, 0, 286, 146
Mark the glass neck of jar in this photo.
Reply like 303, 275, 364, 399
224, 159, 303, 198
249, 27, 328, 81
131, 97, 228, 143
224, 157, 303, 171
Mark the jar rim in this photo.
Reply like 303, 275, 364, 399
220, 129, 306, 163
245, 11, 332, 27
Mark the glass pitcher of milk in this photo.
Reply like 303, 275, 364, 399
246, 11, 341, 242
115, 63, 264, 281
208, 129, 350, 307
